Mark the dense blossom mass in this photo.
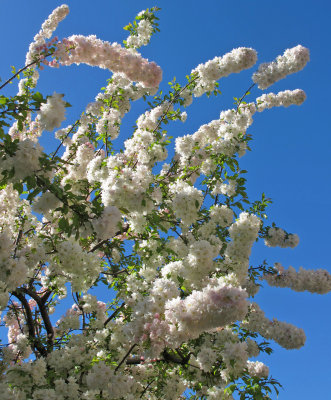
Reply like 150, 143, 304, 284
0, 4, 329, 400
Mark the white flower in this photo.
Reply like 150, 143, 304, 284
38, 92, 66, 131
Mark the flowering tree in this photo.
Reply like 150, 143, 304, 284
0, 4, 330, 399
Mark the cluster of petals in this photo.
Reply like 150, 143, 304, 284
225, 212, 261, 283
165, 283, 248, 344
26, 4, 69, 64
126, 18, 153, 49
0, 139, 43, 181
264, 227, 299, 248
38, 92, 66, 131
252, 45, 310, 89
59, 34, 162, 87
242, 303, 306, 349
92, 205, 122, 240
246, 361, 269, 378
192, 47, 257, 96
263, 263, 331, 294
256, 89, 306, 111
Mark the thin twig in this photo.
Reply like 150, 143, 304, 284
140, 379, 155, 398
104, 303, 125, 327
115, 343, 137, 372
51, 120, 80, 160
152, 75, 199, 134
0, 52, 52, 91
236, 82, 256, 112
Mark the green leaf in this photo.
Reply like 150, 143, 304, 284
13, 181, 23, 194
25, 175, 36, 190
32, 92, 43, 102
58, 217, 70, 232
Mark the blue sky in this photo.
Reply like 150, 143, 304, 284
0, 1, 330, 398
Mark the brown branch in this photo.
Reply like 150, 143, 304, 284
115, 343, 137, 372
89, 223, 129, 253
88, 239, 109, 253
13, 229, 23, 258
140, 379, 155, 398
21, 288, 54, 351
51, 120, 80, 160
0, 52, 53, 91
126, 349, 192, 367
12, 290, 47, 357
104, 303, 125, 327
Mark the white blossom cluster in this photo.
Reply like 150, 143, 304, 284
85, 73, 160, 147
162, 238, 220, 288
225, 212, 261, 283
32, 191, 61, 216
101, 163, 153, 214
242, 303, 306, 349
192, 47, 257, 97
264, 227, 299, 248
86, 361, 138, 397
0, 231, 27, 303
0, 184, 23, 235
221, 341, 249, 379
263, 263, 331, 294
126, 18, 153, 49
256, 89, 306, 111
62, 142, 95, 186
168, 180, 203, 226
0, 139, 43, 181
26, 4, 69, 64
175, 102, 257, 175
252, 45, 310, 89
50, 238, 102, 292
196, 204, 234, 240
247, 361, 269, 378
96, 108, 122, 140
92, 205, 122, 240
38, 92, 66, 131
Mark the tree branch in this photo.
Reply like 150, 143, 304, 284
21, 288, 54, 351
12, 290, 47, 357
104, 303, 125, 327
115, 343, 137, 372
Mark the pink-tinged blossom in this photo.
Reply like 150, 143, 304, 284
252, 45, 310, 89
26, 4, 70, 64
165, 284, 248, 343
242, 303, 306, 349
263, 263, 331, 294
58, 34, 162, 88
142, 314, 170, 357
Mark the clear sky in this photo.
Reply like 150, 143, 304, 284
0, 1, 330, 398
